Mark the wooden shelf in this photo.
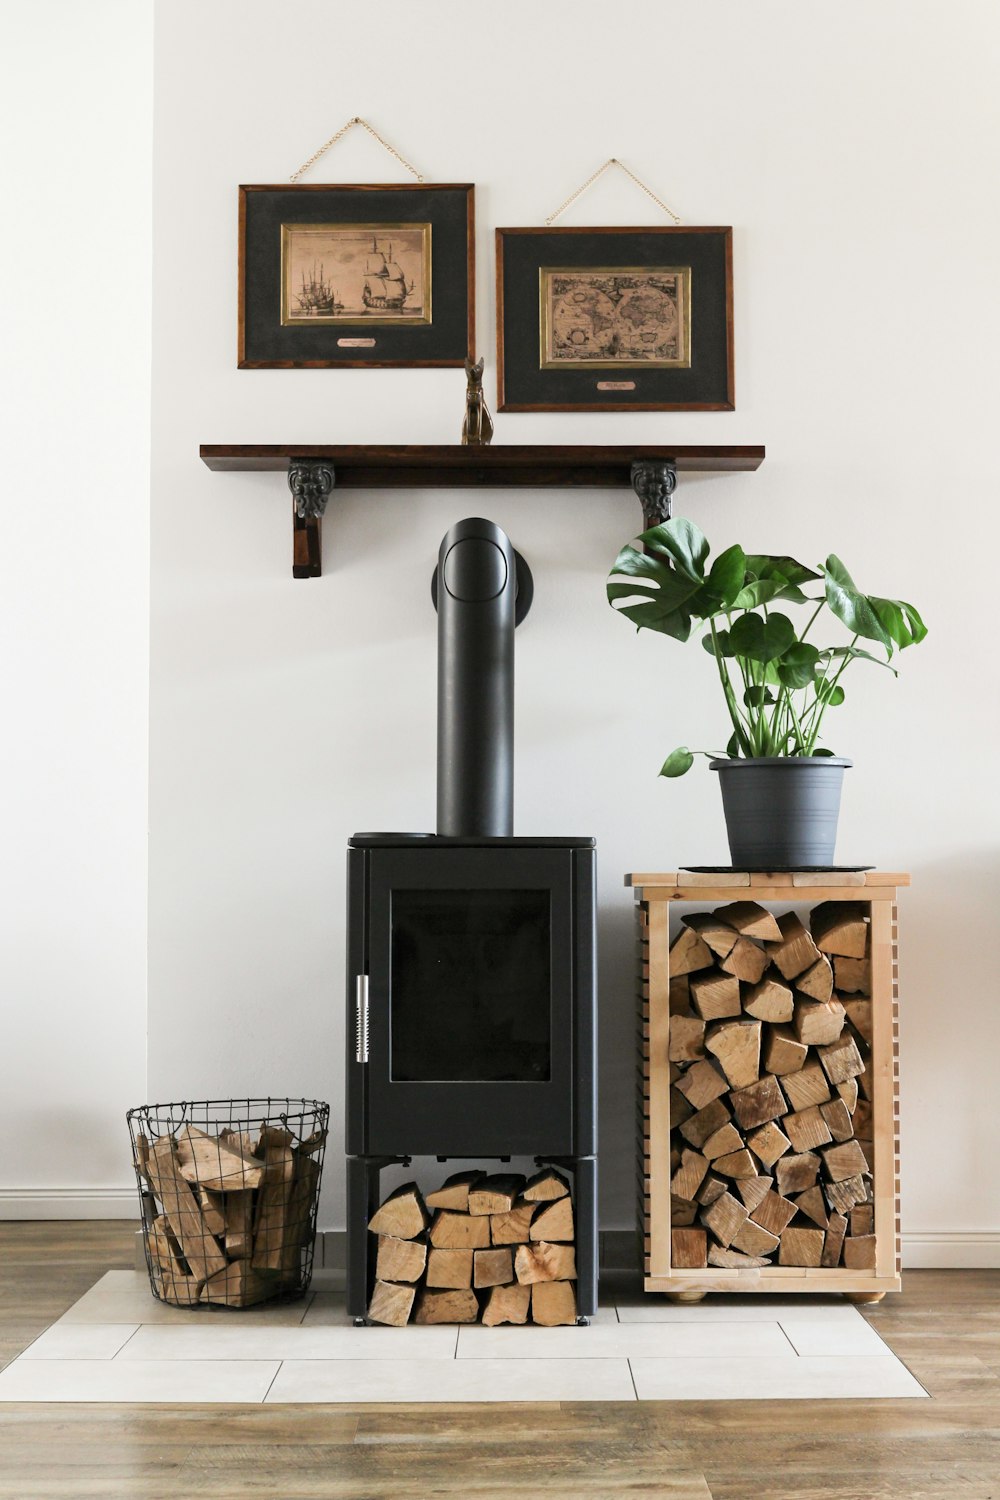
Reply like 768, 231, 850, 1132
199, 442, 765, 578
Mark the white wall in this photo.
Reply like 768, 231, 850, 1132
0, 2, 151, 1216
147, 0, 1000, 1261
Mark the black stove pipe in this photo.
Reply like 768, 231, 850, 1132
436, 518, 515, 837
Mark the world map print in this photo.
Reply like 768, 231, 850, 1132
540, 267, 690, 368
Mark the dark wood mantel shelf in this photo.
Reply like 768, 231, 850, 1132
200, 443, 765, 578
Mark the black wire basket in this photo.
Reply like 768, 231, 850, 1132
127, 1097, 328, 1308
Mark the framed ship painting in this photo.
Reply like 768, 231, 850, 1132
239, 184, 475, 367
495, 226, 733, 411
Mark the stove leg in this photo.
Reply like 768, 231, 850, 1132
573, 1155, 598, 1318
347, 1157, 377, 1321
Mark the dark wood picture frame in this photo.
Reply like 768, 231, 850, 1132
239, 184, 475, 368
495, 226, 734, 412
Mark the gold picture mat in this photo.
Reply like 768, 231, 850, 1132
539, 265, 691, 370
280, 222, 432, 327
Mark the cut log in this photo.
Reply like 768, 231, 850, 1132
474, 1247, 514, 1288
671, 1227, 708, 1268
781, 1062, 832, 1113
251, 1126, 296, 1272
197, 1188, 226, 1239
838, 1077, 859, 1114
671, 1085, 696, 1130
843, 999, 873, 1044
148, 1217, 199, 1303
529, 1196, 575, 1243
811, 901, 869, 958
222, 1189, 254, 1260
426, 1247, 474, 1288
514, 1241, 576, 1284
747, 1120, 792, 1169
669, 926, 714, 976
825, 1174, 869, 1215
679, 1097, 731, 1151
793, 996, 846, 1047
531, 1281, 578, 1326
818, 1034, 865, 1086
368, 1279, 415, 1326
671, 1149, 709, 1201
713, 1149, 757, 1179
481, 1282, 531, 1325
202, 1260, 274, 1308
709, 1246, 769, 1268
701, 1190, 749, 1247
731, 1219, 780, 1258
775, 1151, 820, 1196
851, 1204, 875, 1237
146, 1138, 227, 1283
763, 1025, 809, 1077
413, 1288, 479, 1324
852, 1098, 873, 1138
429, 1210, 491, 1249
696, 1174, 727, 1206
765, 911, 822, 980
298, 1127, 327, 1157
743, 975, 794, 1024
720, 938, 770, 985
468, 1174, 526, 1217
797, 956, 834, 1004
683, 911, 739, 959
689, 969, 742, 1022
714, 901, 783, 943
522, 1168, 570, 1202
425, 1170, 485, 1212
783, 1106, 833, 1154
822, 1212, 848, 1267
778, 1226, 825, 1267
705, 1020, 761, 1089
820, 1097, 855, 1143
842, 1234, 877, 1271
703, 1122, 745, 1161
669, 1014, 707, 1063
674, 1059, 730, 1110
736, 1174, 774, 1212
670, 1195, 697, 1226
280, 1154, 320, 1274
834, 956, 871, 994
669, 974, 692, 1015
793, 1185, 829, 1229
490, 1202, 536, 1246
751, 1190, 797, 1237
822, 1139, 870, 1183
175, 1125, 264, 1193
729, 1075, 787, 1132
368, 1183, 429, 1241
376, 1234, 427, 1285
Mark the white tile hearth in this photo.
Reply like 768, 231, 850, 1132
0, 1271, 928, 1405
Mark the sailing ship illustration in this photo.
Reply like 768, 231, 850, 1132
296, 263, 343, 316
362, 237, 415, 313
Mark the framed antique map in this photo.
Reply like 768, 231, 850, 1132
496, 227, 732, 411
239, 184, 474, 368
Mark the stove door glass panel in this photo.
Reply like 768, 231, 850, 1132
390, 888, 551, 1081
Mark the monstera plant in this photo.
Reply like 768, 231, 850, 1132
607, 517, 927, 865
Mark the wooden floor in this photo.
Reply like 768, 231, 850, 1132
0, 1223, 997, 1498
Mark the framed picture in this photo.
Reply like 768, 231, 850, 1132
495, 226, 733, 411
239, 184, 475, 368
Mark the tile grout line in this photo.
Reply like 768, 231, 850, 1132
260, 1359, 283, 1404
626, 1356, 639, 1401
775, 1320, 801, 1357
112, 1325, 144, 1359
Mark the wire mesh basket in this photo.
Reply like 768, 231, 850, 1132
127, 1097, 328, 1309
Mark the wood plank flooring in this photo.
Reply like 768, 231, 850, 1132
0, 1222, 997, 1498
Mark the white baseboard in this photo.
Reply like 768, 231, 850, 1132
0, 1187, 139, 1220
901, 1233, 1000, 1269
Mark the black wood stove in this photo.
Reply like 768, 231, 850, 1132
345, 519, 597, 1321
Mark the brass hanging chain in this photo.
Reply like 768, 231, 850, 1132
290, 117, 424, 184
544, 158, 680, 226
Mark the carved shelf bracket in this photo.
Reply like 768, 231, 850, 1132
630, 460, 676, 532
288, 461, 335, 579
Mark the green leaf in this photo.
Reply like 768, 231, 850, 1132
812, 747, 837, 757
702, 627, 735, 658
869, 594, 928, 650
608, 545, 706, 622
826, 685, 845, 706
744, 554, 822, 588
640, 518, 710, 583
725, 732, 741, 758
728, 611, 796, 664
744, 685, 775, 707
659, 746, 695, 777
822, 556, 893, 652
777, 641, 821, 689
819, 644, 898, 677
613, 600, 693, 640
700, 544, 747, 610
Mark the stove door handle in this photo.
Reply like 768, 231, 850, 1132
355, 974, 369, 1064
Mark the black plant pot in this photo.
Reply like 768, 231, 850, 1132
709, 757, 852, 869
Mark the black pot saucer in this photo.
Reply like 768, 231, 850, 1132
680, 865, 873, 874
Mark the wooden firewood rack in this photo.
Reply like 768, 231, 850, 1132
627, 869, 907, 1303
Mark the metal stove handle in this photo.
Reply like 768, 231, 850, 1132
355, 975, 369, 1064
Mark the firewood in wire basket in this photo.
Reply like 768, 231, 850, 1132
731, 1219, 780, 1258
821, 1212, 848, 1267
671, 1227, 709, 1268
529, 1196, 574, 1243
425, 1170, 485, 1212
148, 1217, 200, 1304
783, 1106, 833, 1155
714, 901, 783, 943
368, 1184, 430, 1240
514, 1241, 577, 1284
196, 1187, 226, 1240
414, 1288, 479, 1324
251, 1126, 297, 1272
689, 970, 742, 1022
683, 911, 739, 960
720, 938, 770, 986
202, 1260, 275, 1308
746, 1120, 792, 1170
368, 1280, 416, 1326
729, 1075, 787, 1132
765, 911, 822, 980
700, 1190, 749, 1248
778, 1226, 825, 1267
743, 975, 794, 1024
669, 1014, 707, 1063
146, 1138, 227, 1283
376, 1235, 428, 1285
750, 1190, 797, 1238
705, 1020, 761, 1089
674, 1059, 730, 1111
175, 1125, 264, 1193
532, 1280, 579, 1325
709, 1245, 770, 1268
793, 997, 846, 1047
679, 1097, 731, 1152
429, 1210, 491, 1250
669, 927, 714, 976
781, 1063, 832, 1113
522, 1168, 571, 1202
736, 1174, 774, 1213
763, 1025, 808, 1077
811, 901, 869, 958
474, 1247, 515, 1289
481, 1282, 531, 1325
468, 1174, 526, 1217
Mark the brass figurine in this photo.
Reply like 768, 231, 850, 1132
461, 357, 494, 446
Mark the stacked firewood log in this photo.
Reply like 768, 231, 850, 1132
367, 1168, 578, 1325
668, 900, 876, 1272
134, 1124, 325, 1306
